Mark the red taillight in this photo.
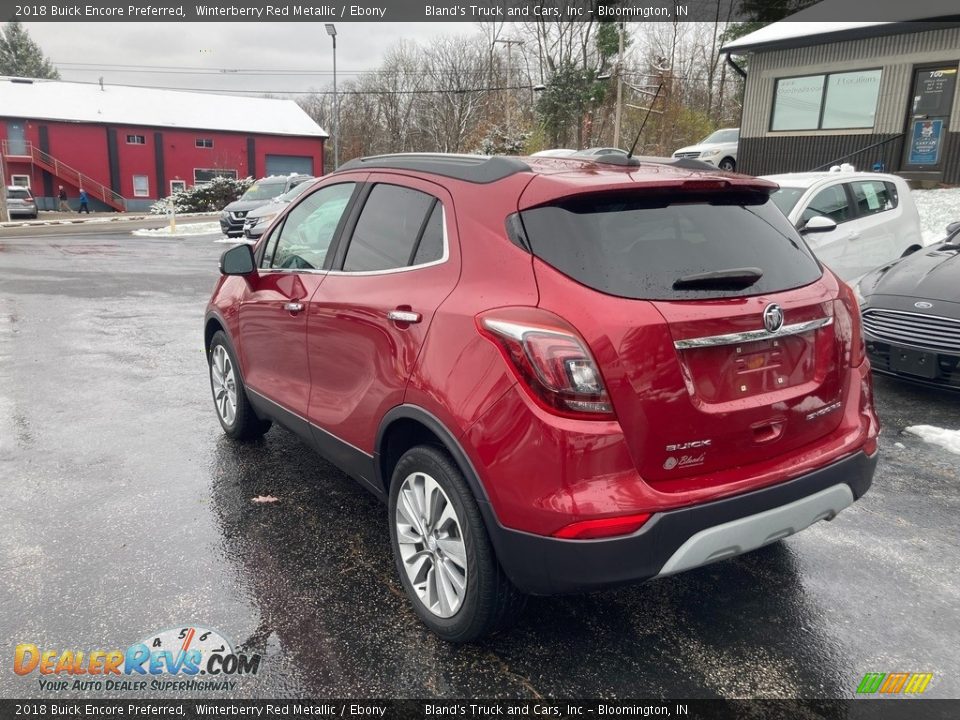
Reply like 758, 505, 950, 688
553, 513, 651, 540
477, 309, 614, 419
836, 282, 865, 367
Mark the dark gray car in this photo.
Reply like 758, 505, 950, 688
857, 222, 960, 389
219, 174, 312, 237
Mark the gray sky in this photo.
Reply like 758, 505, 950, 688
25, 22, 474, 95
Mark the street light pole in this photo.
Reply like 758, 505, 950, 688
325, 23, 339, 171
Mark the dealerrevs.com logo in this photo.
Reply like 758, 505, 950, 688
14, 626, 261, 692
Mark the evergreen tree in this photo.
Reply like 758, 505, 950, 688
0, 22, 60, 79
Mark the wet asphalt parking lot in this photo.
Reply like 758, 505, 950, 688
1, 225, 958, 700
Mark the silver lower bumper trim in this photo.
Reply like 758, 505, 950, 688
656, 483, 854, 577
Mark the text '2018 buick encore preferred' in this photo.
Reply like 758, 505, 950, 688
205, 153, 879, 641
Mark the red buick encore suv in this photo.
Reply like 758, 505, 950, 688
205, 153, 879, 641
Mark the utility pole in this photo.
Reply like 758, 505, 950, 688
613, 22, 625, 149
494, 39, 524, 137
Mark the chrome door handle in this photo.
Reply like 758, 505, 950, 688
387, 310, 422, 323
284, 302, 304, 313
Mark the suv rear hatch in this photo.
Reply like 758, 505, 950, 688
518, 175, 852, 490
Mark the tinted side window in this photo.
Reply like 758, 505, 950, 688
850, 180, 897, 216
802, 185, 850, 224
343, 184, 436, 272
266, 183, 355, 270
412, 204, 444, 265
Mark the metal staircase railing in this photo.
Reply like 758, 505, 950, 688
1, 140, 127, 211
811, 133, 906, 173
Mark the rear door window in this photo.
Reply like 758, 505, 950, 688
519, 191, 822, 300
341, 184, 440, 272
849, 180, 897, 216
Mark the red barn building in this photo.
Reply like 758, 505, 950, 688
0, 76, 327, 212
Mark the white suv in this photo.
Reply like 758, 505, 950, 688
672, 128, 739, 171
764, 169, 923, 282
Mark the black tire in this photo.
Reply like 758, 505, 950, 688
719, 157, 736, 172
207, 330, 271, 440
388, 445, 526, 642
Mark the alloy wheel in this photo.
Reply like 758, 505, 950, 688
395, 471, 468, 618
210, 345, 238, 426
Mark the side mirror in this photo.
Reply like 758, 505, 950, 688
220, 243, 256, 276
799, 216, 837, 235
947, 221, 960, 235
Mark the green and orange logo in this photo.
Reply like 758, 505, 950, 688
857, 672, 934, 695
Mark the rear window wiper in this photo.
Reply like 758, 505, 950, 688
672, 267, 763, 290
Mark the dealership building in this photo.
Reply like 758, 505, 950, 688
0, 76, 327, 211
724, 20, 960, 184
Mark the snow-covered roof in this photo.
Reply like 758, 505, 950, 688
723, 22, 890, 53
0, 77, 327, 138
723, 0, 960, 53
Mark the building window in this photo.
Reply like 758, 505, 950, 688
771, 69, 882, 131
170, 180, 187, 194
194, 168, 238, 185
11, 175, 30, 188
195, 138, 214, 148
133, 175, 150, 197
126, 134, 146, 145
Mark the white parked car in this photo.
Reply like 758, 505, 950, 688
672, 128, 739, 171
530, 148, 579, 158
763, 169, 924, 282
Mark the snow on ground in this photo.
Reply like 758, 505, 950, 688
904, 425, 960, 456
132, 221, 222, 238
912, 188, 960, 245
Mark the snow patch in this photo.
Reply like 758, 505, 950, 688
132, 222, 222, 238
912, 188, 960, 245
904, 425, 960, 456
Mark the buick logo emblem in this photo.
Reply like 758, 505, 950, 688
763, 303, 784, 333
914, 301, 933, 309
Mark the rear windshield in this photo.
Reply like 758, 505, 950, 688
7, 188, 31, 199
519, 191, 823, 300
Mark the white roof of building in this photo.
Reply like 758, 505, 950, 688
723, 22, 890, 52
0, 77, 327, 138
723, 0, 960, 53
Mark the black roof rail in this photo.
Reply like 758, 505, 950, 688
336, 153, 531, 184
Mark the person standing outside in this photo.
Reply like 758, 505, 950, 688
58, 185, 70, 212
78, 188, 90, 214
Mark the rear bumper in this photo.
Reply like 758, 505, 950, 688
487, 449, 876, 595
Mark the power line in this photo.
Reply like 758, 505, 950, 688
55, 77, 535, 96
53, 61, 495, 78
